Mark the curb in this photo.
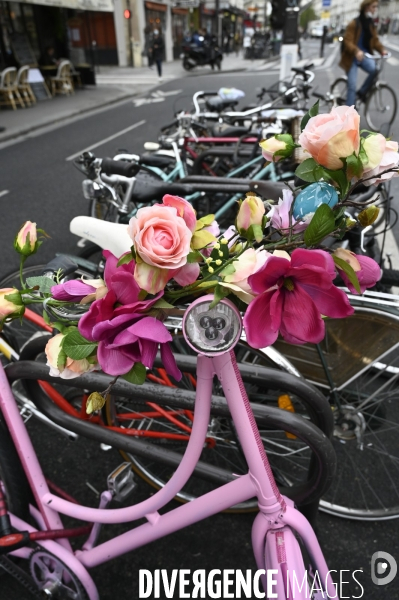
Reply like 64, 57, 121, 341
0, 89, 139, 144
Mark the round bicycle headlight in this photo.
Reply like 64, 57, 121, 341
182, 296, 242, 356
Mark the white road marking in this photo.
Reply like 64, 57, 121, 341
65, 120, 146, 161
0, 190, 9, 198
132, 89, 182, 107
387, 56, 399, 67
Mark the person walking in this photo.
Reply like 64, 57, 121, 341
340, 0, 387, 107
148, 29, 165, 81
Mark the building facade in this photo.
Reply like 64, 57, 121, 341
0, 0, 248, 69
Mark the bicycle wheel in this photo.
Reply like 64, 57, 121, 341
0, 411, 31, 519
330, 77, 347, 106
104, 336, 333, 512
274, 306, 399, 519
365, 83, 398, 132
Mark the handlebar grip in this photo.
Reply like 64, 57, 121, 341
312, 91, 325, 99
41, 256, 78, 278
101, 158, 140, 178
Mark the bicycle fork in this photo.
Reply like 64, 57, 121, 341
211, 350, 337, 600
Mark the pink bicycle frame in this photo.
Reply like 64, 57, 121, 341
0, 297, 337, 600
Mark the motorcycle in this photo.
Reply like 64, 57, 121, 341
181, 39, 223, 71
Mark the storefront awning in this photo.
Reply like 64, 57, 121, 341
5, 0, 114, 12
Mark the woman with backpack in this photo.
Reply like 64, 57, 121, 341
340, 0, 387, 107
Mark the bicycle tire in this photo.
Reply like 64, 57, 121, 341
104, 336, 334, 512
330, 77, 347, 106
274, 306, 399, 519
0, 410, 31, 520
365, 83, 398, 132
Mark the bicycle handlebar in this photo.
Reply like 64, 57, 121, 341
364, 51, 391, 59
101, 158, 140, 178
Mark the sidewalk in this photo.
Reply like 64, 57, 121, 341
0, 49, 335, 145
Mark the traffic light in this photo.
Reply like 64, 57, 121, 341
270, 0, 285, 30
124, 8, 131, 19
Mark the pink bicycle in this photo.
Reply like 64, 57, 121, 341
0, 296, 337, 599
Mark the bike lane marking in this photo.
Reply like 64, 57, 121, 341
0, 190, 9, 198
65, 120, 146, 161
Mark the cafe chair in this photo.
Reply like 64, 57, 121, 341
0, 67, 25, 110
50, 60, 74, 96
16, 66, 36, 106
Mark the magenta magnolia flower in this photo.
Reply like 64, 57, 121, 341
78, 250, 181, 381
52, 280, 98, 302
244, 249, 354, 347
339, 254, 381, 294
267, 189, 309, 233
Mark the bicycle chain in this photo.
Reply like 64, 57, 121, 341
0, 554, 42, 598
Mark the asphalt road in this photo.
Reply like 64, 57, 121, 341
1, 41, 399, 599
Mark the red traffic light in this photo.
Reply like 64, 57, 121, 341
124, 9, 131, 19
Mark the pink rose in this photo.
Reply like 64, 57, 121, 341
0, 288, 24, 322
162, 194, 197, 232
362, 136, 399, 186
236, 195, 265, 241
45, 333, 97, 380
259, 134, 295, 162
220, 248, 270, 304
298, 106, 360, 170
14, 221, 38, 256
128, 205, 192, 294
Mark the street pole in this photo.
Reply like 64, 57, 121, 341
279, 0, 299, 89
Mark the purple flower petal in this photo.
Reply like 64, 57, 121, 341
290, 248, 336, 279
97, 341, 135, 375
160, 342, 182, 381
243, 290, 281, 348
299, 282, 354, 318
51, 280, 96, 301
340, 255, 381, 294
248, 256, 289, 294
279, 285, 325, 344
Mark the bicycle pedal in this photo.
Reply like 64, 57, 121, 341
107, 462, 137, 502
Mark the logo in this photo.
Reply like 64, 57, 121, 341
371, 552, 397, 586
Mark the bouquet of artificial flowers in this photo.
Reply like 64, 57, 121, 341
1, 104, 397, 412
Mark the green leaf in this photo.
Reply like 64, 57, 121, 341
26, 276, 55, 294
152, 298, 175, 309
300, 100, 319, 131
116, 252, 134, 267
295, 158, 324, 183
187, 250, 202, 264
209, 284, 231, 309
346, 154, 364, 179
51, 321, 66, 333
220, 263, 236, 277
195, 214, 215, 230
62, 329, 97, 360
333, 206, 347, 222
42, 310, 51, 325
358, 205, 380, 226
122, 362, 147, 385
323, 168, 348, 196
57, 348, 67, 371
304, 204, 336, 247
333, 256, 361, 294
251, 224, 264, 243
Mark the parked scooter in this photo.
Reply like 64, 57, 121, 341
181, 34, 222, 71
